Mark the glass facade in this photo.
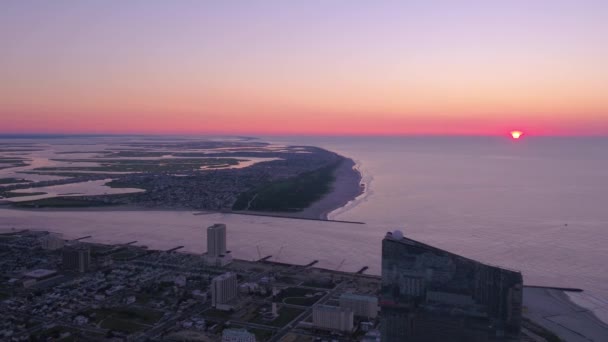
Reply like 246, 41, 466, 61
381, 232, 522, 342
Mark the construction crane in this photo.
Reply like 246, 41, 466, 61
336, 259, 346, 271
332, 259, 346, 283
276, 245, 284, 261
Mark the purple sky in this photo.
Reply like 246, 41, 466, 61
1, 1, 607, 135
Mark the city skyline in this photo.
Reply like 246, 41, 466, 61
2, 1, 607, 136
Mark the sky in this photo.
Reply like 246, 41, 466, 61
1, 0, 607, 136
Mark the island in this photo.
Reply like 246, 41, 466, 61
0, 138, 363, 220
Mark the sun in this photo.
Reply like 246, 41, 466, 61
510, 131, 523, 139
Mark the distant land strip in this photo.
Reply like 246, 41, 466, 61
214, 210, 365, 224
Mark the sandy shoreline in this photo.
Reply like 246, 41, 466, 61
234, 157, 364, 220
524, 287, 608, 341
301, 157, 364, 220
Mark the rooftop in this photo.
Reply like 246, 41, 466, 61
23, 269, 58, 279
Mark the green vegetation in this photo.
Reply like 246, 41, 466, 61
55, 150, 109, 154
101, 317, 148, 334
275, 287, 326, 306
36, 157, 243, 173
302, 280, 336, 289
275, 276, 298, 284
251, 306, 304, 327
0, 158, 29, 169
277, 287, 325, 306
276, 287, 317, 299
2, 191, 46, 198
12, 197, 117, 208
283, 295, 323, 306
203, 308, 233, 320
20, 171, 122, 178
0, 149, 41, 152
31, 326, 78, 341
0, 177, 32, 184
105, 180, 142, 189
232, 162, 339, 212
110, 249, 142, 260
251, 328, 274, 341
88, 307, 163, 334
105, 151, 168, 157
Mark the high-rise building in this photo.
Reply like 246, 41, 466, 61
211, 272, 238, 309
222, 328, 256, 342
339, 293, 379, 319
62, 245, 91, 273
380, 231, 522, 342
39, 233, 65, 250
204, 223, 232, 266
207, 223, 227, 257
312, 304, 354, 332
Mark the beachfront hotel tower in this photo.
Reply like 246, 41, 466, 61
204, 223, 232, 266
207, 223, 227, 257
380, 231, 523, 342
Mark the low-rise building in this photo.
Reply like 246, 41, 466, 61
211, 272, 238, 309
39, 233, 65, 250
312, 304, 354, 332
221, 328, 256, 342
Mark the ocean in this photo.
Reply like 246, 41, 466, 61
270, 136, 608, 322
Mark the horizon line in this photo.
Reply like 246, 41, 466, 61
1, 132, 607, 139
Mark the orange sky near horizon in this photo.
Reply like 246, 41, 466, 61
1, 1, 607, 136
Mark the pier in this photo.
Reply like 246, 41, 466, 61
73, 235, 91, 241
304, 260, 318, 267
165, 246, 184, 253
356, 266, 369, 274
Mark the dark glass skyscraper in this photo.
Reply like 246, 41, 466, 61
381, 231, 523, 342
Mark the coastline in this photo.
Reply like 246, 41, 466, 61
2, 155, 365, 221
523, 287, 608, 341
298, 157, 364, 220
234, 156, 364, 220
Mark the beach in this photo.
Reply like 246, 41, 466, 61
299, 157, 364, 220
524, 287, 608, 341
235, 156, 364, 220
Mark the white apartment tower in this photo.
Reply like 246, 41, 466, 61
339, 293, 379, 318
207, 223, 227, 257
312, 304, 354, 332
211, 272, 238, 308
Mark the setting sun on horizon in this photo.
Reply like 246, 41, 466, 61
511, 131, 524, 139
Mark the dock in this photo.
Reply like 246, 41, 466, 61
523, 285, 583, 292
356, 266, 369, 274
304, 260, 318, 267
73, 235, 91, 241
